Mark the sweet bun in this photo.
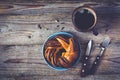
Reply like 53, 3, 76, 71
44, 35, 79, 68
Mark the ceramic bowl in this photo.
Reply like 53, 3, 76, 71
42, 32, 81, 71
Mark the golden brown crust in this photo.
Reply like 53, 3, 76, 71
44, 35, 79, 68
45, 39, 61, 47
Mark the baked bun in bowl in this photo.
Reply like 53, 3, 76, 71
42, 32, 81, 71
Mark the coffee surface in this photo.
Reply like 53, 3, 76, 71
74, 9, 95, 30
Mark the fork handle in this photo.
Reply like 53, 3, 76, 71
89, 48, 105, 74
89, 55, 101, 74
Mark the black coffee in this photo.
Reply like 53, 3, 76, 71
74, 9, 95, 30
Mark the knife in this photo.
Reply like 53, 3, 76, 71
89, 38, 111, 75
81, 40, 92, 77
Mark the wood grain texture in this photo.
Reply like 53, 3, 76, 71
0, 0, 120, 80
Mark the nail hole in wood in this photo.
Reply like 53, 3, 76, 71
38, 24, 42, 29
46, 28, 49, 30
55, 19, 59, 22
61, 27, 65, 30
28, 35, 32, 39
57, 25, 59, 27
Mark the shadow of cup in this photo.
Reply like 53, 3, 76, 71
72, 5, 98, 36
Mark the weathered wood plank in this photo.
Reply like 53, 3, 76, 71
0, 0, 119, 17
0, 43, 119, 76
0, 11, 120, 45
0, 2, 119, 15
0, 1, 119, 80
0, 21, 120, 45
0, 74, 120, 80
0, 0, 119, 4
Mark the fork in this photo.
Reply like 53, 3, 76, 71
89, 37, 111, 74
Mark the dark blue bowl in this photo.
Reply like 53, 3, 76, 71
42, 32, 82, 71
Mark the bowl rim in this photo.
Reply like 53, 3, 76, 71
42, 32, 82, 71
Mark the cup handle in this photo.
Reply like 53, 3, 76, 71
92, 28, 98, 36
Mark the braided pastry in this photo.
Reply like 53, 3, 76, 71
44, 35, 79, 68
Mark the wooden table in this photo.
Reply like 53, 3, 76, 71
0, 0, 120, 80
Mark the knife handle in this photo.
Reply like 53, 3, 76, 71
89, 55, 101, 75
81, 55, 89, 77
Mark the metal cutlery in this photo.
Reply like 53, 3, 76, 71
89, 38, 111, 75
81, 40, 93, 77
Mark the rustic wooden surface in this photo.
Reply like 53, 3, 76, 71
0, 0, 120, 80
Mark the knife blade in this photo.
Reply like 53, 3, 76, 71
81, 40, 92, 77
89, 37, 111, 75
